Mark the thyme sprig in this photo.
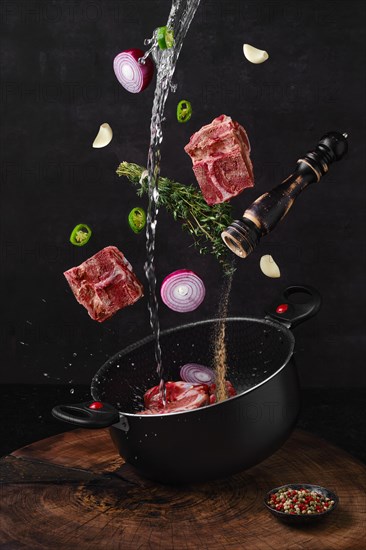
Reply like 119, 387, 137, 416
116, 161, 235, 275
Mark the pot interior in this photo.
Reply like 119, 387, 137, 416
91, 317, 294, 414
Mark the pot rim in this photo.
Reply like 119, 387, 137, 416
91, 316, 295, 418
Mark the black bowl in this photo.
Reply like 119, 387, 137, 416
264, 484, 339, 524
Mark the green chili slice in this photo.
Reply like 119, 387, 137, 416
177, 99, 192, 123
156, 26, 174, 49
165, 27, 174, 48
70, 224, 92, 246
128, 207, 146, 233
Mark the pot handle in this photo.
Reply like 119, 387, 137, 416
52, 401, 120, 429
265, 285, 322, 328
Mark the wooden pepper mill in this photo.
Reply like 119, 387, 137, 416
221, 131, 348, 258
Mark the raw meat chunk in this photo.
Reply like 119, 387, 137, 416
64, 245, 143, 322
140, 379, 237, 415
141, 381, 210, 415
184, 114, 254, 205
208, 381, 237, 404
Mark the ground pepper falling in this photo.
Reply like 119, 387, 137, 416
213, 268, 235, 402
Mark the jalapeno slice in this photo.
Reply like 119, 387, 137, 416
177, 100, 192, 123
70, 224, 92, 246
156, 26, 174, 49
128, 207, 146, 233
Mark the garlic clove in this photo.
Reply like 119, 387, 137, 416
92, 123, 113, 148
260, 255, 281, 278
243, 44, 269, 64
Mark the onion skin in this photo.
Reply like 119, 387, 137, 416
113, 49, 154, 93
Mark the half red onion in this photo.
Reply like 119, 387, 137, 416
180, 363, 215, 385
113, 49, 154, 93
160, 269, 206, 312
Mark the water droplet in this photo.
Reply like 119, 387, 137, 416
152, 188, 159, 201
43, 373, 49, 377
72, 352, 77, 357
70, 388, 74, 394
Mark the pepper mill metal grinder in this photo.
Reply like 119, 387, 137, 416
221, 131, 348, 258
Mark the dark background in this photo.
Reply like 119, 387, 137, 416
0, 0, 365, 457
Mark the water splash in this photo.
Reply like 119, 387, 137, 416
143, 0, 201, 405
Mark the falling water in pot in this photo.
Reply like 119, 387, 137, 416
139, 0, 202, 405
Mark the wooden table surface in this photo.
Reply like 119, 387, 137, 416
0, 428, 365, 549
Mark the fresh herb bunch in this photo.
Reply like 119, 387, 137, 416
116, 161, 236, 275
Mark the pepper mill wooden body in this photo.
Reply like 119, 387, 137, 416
221, 132, 348, 258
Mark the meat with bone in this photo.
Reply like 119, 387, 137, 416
64, 245, 143, 322
184, 114, 254, 205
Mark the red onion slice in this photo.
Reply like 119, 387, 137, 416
180, 363, 215, 385
160, 269, 205, 312
113, 49, 154, 93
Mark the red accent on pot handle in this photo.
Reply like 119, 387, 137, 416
89, 401, 104, 409
265, 285, 322, 328
52, 401, 120, 428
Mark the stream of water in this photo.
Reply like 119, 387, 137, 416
141, 0, 201, 405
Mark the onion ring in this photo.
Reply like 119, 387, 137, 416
160, 269, 205, 312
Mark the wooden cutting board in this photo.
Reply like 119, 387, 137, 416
0, 429, 365, 549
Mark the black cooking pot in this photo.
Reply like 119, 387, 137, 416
52, 285, 321, 484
